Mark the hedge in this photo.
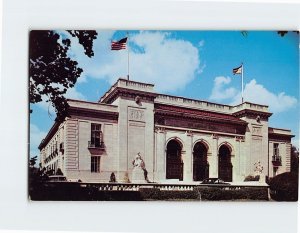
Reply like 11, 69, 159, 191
140, 187, 268, 201
244, 175, 260, 181
139, 188, 199, 200
269, 172, 298, 201
30, 183, 269, 201
195, 187, 268, 201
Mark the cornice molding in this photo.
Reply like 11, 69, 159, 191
233, 109, 272, 120
100, 87, 158, 104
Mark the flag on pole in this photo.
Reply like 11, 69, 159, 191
233, 65, 243, 75
111, 37, 127, 50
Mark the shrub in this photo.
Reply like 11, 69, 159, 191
123, 172, 130, 183
244, 175, 260, 181
195, 187, 268, 201
139, 188, 199, 200
56, 168, 63, 176
269, 172, 298, 201
139, 188, 162, 199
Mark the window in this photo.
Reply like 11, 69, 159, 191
91, 123, 102, 147
273, 167, 278, 176
272, 143, 282, 165
273, 143, 279, 157
91, 156, 100, 173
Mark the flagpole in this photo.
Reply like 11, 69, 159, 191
241, 63, 244, 103
127, 32, 130, 80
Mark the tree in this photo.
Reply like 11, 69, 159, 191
291, 146, 299, 174
277, 31, 299, 37
269, 172, 298, 201
29, 30, 98, 121
241, 31, 299, 38
29, 155, 49, 187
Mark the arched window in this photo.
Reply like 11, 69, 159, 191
218, 144, 232, 182
193, 142, 209, 181
166, 140, 183, 180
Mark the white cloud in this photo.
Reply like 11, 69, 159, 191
36, 95, 56, 116
209, 77, 297, 113
209, 76, 238, 101
68, 31, 201, 92
198, 40, 205, 47
30, 124, 47, 157
231, 79, 298, 113
36, 86, 86, 114
292, 138, 300, 149
65, 87, 86, 100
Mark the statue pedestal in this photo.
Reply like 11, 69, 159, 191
259, 173, 266, 183
132, 168, 146, 183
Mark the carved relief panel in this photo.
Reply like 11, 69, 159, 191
128, 107, 145, 122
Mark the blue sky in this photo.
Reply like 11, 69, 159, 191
30, 30, 299, 157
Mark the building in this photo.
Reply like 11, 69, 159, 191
38, 78, 294, 183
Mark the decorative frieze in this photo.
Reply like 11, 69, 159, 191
128, 108, 145, 122
186, 130, 193, 136
154, 126, 166, 133
235, 136, 245, 142
252, 126, 262, 136
212, 134, 219, 139
101, 87, 158, 104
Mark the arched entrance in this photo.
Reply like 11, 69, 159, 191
166, 139, 183, 180
193, 142, 209, 181
218, 144, 232, 182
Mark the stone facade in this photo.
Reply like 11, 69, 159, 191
39, 78, 294, 183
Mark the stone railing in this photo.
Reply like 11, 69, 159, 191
57, 182, 269, 191
68, 99, 118, 112
269, 127, 292, 135
232, 102, 269, 113
99, 78, 155, 102
117, 78, 154, 91
156, 94, 233, 114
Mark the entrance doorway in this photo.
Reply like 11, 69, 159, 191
218, 144, 232, 182
193, 142, 209, 181
166, 140, 183, 180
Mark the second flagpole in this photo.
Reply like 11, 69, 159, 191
241, 63, 244, 103
127, 32, 130, 80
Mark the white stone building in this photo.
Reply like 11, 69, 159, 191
39, 79, 294, 183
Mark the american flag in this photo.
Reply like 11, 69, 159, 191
111, 37, 127, 50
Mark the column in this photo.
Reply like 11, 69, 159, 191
209, 134, 219, 178
154, 127, 166, 182
183, 131, 193, 182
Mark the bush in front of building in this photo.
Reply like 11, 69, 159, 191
195, 187, 268, 201
56, 168, 64, 176
244, 175, 260, 181
123, 172, 131, 183
139, 188, 199, 200
139, 187, 268, 201
269, 172, 298, 201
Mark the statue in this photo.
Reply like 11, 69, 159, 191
109, 172, 116, 183
131, 152, 149, 183
254, 160, 265, 183
132, 153, 145, 169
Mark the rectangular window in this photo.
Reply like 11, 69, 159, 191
91, 123, 102, 147
273, 143, 279, 157
91, 156, 100, 173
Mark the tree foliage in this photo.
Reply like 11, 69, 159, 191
29, 156, 49, 184
291, 146, 299, 174
277, 31, 299, 37
29, 30, 98, 121
269, 172, 298, 201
